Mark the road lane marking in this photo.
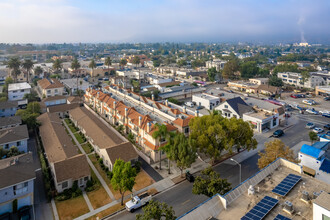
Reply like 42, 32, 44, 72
181, 199, 190, 206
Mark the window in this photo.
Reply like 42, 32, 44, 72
322, 214, 330, 220
84, 176, 88, 181
62, 181, 68, 189
47, 90, 51, 94
184, 127, 189, 134
21, 89, 24, 92
79, 178, 83, 186
224, 105, 228, 108
13, 182, 28, 195
55, 89, 58, 93
17, 141, 21, 146
5, 144, 9, 149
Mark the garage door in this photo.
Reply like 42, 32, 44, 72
0, 202, 12, 215
18, 196, 31, 209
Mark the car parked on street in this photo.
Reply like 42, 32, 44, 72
322, 113, 330, 118
306, 122, 315, 129
324, 96, 330, 101
324, 124, 330, 130
306, 108, 319, 115
302, 99, 316, 105
273, 129, 284, 137
313, 127, 324, 133
290, 94, 298, 98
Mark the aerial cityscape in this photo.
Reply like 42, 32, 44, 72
0, 1, 330, 220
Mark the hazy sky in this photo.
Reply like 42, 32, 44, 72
0, 0, 329, 44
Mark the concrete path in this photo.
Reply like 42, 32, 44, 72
63, 120, 116, 201
74, 200, 119, 220
83, 192, 94, 211
51, 199, 59, 220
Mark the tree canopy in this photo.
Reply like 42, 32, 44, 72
53, 59, 62, 72
119, 59, 127, 69
71, 58, 81, 71
309, 131, 318, 144
258, 139, 299, 169
207, 67, 217, 82
268, 74, 284, 87
192, 167, 231, 197
272, 63, 299, 74
189, 115, 257, 163
110, 159, 137, 205
16, 102, 41, 129
22, 59, 34, 83
136, 200, 176, 220
177, 59, 187, 67
7, 57, 21, 82
222, 59, 240, 80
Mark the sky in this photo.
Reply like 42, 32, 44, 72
0, 0, 329, 44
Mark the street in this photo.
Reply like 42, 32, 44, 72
109, 113, 330, 220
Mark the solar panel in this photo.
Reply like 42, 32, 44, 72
272, 174, 301, 196
274, 214, 291, 220
241, 196, 279, 220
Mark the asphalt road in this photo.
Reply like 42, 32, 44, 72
109, 113, 330, 220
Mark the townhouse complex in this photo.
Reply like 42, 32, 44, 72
84, 85, 195, 163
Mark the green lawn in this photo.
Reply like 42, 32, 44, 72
74, 133, 85, 144
65, 118, 78, 133
82, 143, 93, 154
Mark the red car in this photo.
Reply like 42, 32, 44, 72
290, 94, 298, 98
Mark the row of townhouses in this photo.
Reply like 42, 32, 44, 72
84, 86, 195, 163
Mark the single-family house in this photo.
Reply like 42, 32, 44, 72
0, 101, 18, 117
37, 78, 65, 98
0, 125, 29, 153
0, 116, 22, 130
216, 97, 253, 119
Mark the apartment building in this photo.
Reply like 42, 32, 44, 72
0, 153, 36, 215
116, 70, 145, 81
84, 87, 194, 162
38, 113, 90, 193
0, 101, 18, 117
0, 124, 29, 153
37, 78, 65, 98
192, 93, 220, 110
277, 72, 325, 88
205, 59, 227, 71
8, 83, 31, 106
69, 107, 138, 170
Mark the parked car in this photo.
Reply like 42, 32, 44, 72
125, 193, 152, 212
306, 108, 318, 115
302, 99, 315, 105
185, 102, 194, 108
196, 105, 204, 110
273, 129, 284, 137
306, 122, 315, 129
18, 206, 30, 220
290, 94, 298, 98
319, 110, 329, 115
324, 124, 330, 130
186, 171, 195, 182
322, 113, 330, 118
324, 96, 330, 101
313, 127, 324, 134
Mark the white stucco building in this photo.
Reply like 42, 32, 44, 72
8, 82, 31, 106
192, 93, 220, 110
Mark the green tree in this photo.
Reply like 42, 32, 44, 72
222, 59, 240, 80
34, 66, 43, 78
53, 59, 62, 73
16, 102, 41, 129
207, 67, 217, 82
111, 159, 137, 205
136, 200, 176, 220
300, 70, 310, 85
7, 146, 23, 157
258, 139, 299, 169
71, 58, 81, 93
119, 59, 127, 69
132, 56, 141, 68
268, 74, 284, 87
272, 63, 299, 74
177, 59, 187, 67
309, 131, 318, 144
152, 123, 170, 170
153, 59, 161, 67
24, 91, 39, 103
104, 57, 112, 71
22, 59, 34, 83
191, 59, 205, 68
163, 133, 197, 176
7, 57, 21, 82
89, 59, 97, 76
240, 61, 259, 79
192, 167, 231, 197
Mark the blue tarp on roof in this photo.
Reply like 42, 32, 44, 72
312, 142, 329, 150
319, 158, 330, 173
300, 144, 323, 159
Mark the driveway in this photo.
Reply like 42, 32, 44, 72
138, 157, 163, 182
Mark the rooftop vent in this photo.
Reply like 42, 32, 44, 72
248, 185, 255, 195
301, 191, 310, 201
283, 201, 293, 213
313, 191, 323, 199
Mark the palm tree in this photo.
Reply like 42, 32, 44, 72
152, 123, 170, 170
132, 56, 141, 69
119, 59, 127, 70
7, 57, 21, 82
22, 59, 34, 83
104, 57, 112, 75
53, 59, 62, 74
88, 59, 96, 77
71, 58, 81, 95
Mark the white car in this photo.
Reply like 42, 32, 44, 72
313, 127, 324, 133
185, 102, 194, 108
302, 99, 315, 105
319, 110, 330, 115
306, 123, 315, 129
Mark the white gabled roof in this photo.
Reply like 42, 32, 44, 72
8, 82, 31, 91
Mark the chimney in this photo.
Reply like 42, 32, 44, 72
152, 94, 155, 101
183, 106, 187, 113
97, 92, 100, 99
165, 99, 168, 106
195, 110, 199, 117
125, 108, 128, 117
113, 101, 116, 109
139, 116, 142, 127
147, 122, 151, 132
131, 86, 134, 92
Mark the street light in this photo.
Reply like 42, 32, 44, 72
230, 158, 241, 184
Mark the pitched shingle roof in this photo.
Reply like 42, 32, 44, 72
0, 124, 29, 145
225, 97, 253, 117
106, 142, 138, 164
0, 116, 22, 128
0, 101, 18, 109
38, 78, 64, 89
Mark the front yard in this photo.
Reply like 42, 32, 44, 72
55, 196, 89, 220
86, 199, 131, 220
64, 118, 78, 133
81, 143, 93, 154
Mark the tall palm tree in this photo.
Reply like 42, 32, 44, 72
88, 59, 96, 77
53, 59, 62, 74
71, 58, 81, 95
132, 56, 141, 69
152, 123, 170, 170
119, 58, 127, 70
34, 66, 43, 78
104, 57, 112, 75
22, 59, 34, 83
7, 57, 21, 82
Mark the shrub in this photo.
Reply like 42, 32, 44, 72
98, 158, 103, 164
95, 154, 100, 159
107, 171, 113, 180
134, 161, 142, 173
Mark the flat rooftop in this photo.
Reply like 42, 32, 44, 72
8, 82, 31, 91
193, 93, 220, 101
218, 166, 329, 220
